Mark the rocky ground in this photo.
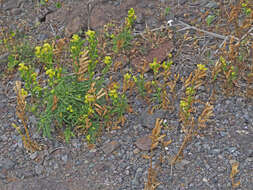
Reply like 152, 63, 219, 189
0, 0, 252, 190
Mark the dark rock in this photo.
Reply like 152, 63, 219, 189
0, 157, 15, 170
65, 16, 82, 37
140, 108, 167, 129
135, 135, 152, 151
102, 141, 120, 155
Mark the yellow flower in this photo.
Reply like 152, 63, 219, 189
18, 62, 28, 71
21, 88, 28, 97
43, 43, 51, 50
71, 34, 80, 43
180, 100, 188, 109
46, 68, 56, 78
35, 46, 41, 57
109, 89, 118, 99
86, 30, 95, 38
197, 64, 207, 71
104, 56, 112, 65
86, 134, 91, 141
133, 76, 137, 83
124, 73, 131, 81
88, 107, 94, 115
67, 105, 73, 113
84, 94, 96, 104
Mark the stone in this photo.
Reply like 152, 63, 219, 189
205, 2, 219, 9
132, 167, 143, 186
132, 41, 174, 72
0, 53, 9, 71
139, 108, 167, 129
2, 0, 23, 11
0, 157, 15, 170
65, 16, 82, 37
35, 165, 44, 175
175, 159, 191, 170
135, 135, 152, 151
30, 152, 38, 160
102, 141, 120, 155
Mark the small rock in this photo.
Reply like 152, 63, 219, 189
133, 148, 140, 154
140, 108, 166, 129
10, 8, 22, 15
2, 0, 23, 11
102, 141, 120, 155
61, 154, 68, 163
136, 13, 144, 24
35, 165, 43, 175
37, 33, 49, 41
65, 16, 82, 37
30, 152, 38, 160
0, 157, 15, 170
175, 159, 191, 170
135, 135, 152, 151
0, 53, 9, 70
132, 168, 143, 186
203, 177, 208, 183
205, 2, 219, 9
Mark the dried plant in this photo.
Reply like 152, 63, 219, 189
12, 81, 41, 152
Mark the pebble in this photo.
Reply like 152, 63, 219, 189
0, 157, 15, 170
35, 165, 44, 175
132, 167, 143, 186
30, 152, 38, 160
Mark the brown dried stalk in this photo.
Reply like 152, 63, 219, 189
13, 81, 41, 152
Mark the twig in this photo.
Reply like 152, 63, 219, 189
177, 20, 233, 40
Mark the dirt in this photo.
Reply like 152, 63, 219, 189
0, 0, 253, 190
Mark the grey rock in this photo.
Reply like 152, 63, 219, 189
37, 33, 49, 41
0, 53, 9, 70
10, 8, 22, 15
132, 167, 143, 186
0, 171, 7, 180
61, 154, 68, 163
175, 159, 191, 170
136, 13, 144, 24
102, 141, 120, 155
140, 108, 166, 129
211, 148, 221, 155
35, 165, 44, 175
30, 152, 38, 160
2, 0, 23, 11
205, 2, 219, 9
0, 157, 15, 170
65, 16, 82, 37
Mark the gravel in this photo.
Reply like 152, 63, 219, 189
0, 0, 252, 189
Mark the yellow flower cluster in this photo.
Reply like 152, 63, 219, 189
21, 88, 28, 97
67, 105, 73, 113
149, 58, 160, 74
35, 43, 52, 59
109, 89, 118, 99
126, 8, 136, 28
18, 62, 28, 72
45, 68, 55, 78
197, 64, 207, 71
84, 94, 96, 104
124, 73, 131, 81
104, 56, 112, 65
86, 30, 95, 38
71, 34, 80, 43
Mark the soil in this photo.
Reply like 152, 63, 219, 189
0, 0, 252, 190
